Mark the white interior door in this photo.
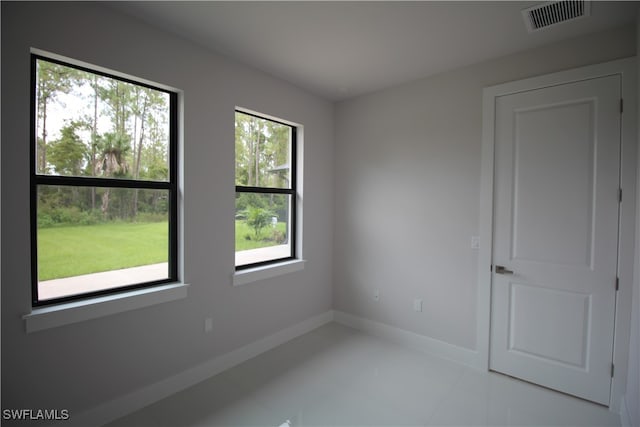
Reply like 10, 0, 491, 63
490, 75, 621, 405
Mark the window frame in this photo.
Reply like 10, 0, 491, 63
235, 109, 298, 270
30, 54, 179, 307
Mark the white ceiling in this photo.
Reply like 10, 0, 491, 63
110, 1, 639, 101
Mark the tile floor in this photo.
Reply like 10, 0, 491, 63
106, 322, 621, 427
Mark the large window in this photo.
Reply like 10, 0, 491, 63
235, 111, 297, 269
31, 55, 178, 306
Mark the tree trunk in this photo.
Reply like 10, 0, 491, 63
132, 96, 148, 218
132, 93, 139, 176
41, 102, 47, 173
91, 75, 98, 210
120, 83, 127, 137
101, 188, 110, 219
254, 123, 261, 186
247, 120, 254, 186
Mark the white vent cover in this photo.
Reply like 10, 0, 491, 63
522, 1, 591, 32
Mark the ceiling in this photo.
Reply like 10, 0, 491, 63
109, 1, 639, 101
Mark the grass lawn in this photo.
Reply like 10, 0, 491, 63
235, 220, 287, 251
38, 220, 286, 280
38, 221, 168, 280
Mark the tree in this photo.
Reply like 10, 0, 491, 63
244, 206, 275, 241
130, 86, 149, 216
235, 113, 249, 185
98, 79, 134, 219
99, 132, 130, 177
35, 61, 80, 173
99, 79, 133, 138
99, 132, 131, 218
235, 112, 291, 188
235, 112, 292, 245
87, 72, 103, 210
264, 120, 290, 188
130, 87, 167, 216
235, 112, 267, 187
48, 123, 86, 176
35, 59, 172, 223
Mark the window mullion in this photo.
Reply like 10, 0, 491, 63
35, 175, 172, 190
235, 186, 294, 195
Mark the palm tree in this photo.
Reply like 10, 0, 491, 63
99, 132, 131, 218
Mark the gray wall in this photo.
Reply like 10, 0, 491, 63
625, 11, 640, 427
333, 25, 636, 351
1, 1, 333, 418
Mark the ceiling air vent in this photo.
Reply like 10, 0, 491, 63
522, 1, 591, 33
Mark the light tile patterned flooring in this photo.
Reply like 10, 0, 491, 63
107, 322, 620, 426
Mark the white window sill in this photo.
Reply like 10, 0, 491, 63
233, 259, 306, 286
23, 282, 189, 333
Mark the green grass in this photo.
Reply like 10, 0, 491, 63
38, 221, 168, 280
235, 220, 287, 251
38, 220, 286, 280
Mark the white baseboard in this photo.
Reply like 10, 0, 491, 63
69, 310, 334, 427
333, 310, 481, 369
620, 394, 632, 427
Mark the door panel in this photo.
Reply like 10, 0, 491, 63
511, 100, 595, 266
509, 283, 590, 369
490, 75, 620, 405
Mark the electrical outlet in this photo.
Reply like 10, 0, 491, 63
204, 317, 213, 333
413, 299, 423, 312
471, 236, 480, 249
373, 289, 380, 302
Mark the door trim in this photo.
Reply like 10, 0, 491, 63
477, 57, 637, 411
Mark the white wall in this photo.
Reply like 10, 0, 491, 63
333, 25, 636, 351
1, 1, 333, 420
624, 11, 640, 427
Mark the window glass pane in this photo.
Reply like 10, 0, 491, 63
235, 112, 291, 189
35, 59, 170, 181
36, 185, 169, 300
235, 193, 292, 266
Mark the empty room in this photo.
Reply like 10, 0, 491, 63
2, 1, 640, 426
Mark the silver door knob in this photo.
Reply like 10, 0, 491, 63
495, 265, 514, 275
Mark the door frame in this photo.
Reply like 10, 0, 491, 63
477, 57, 637, 411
